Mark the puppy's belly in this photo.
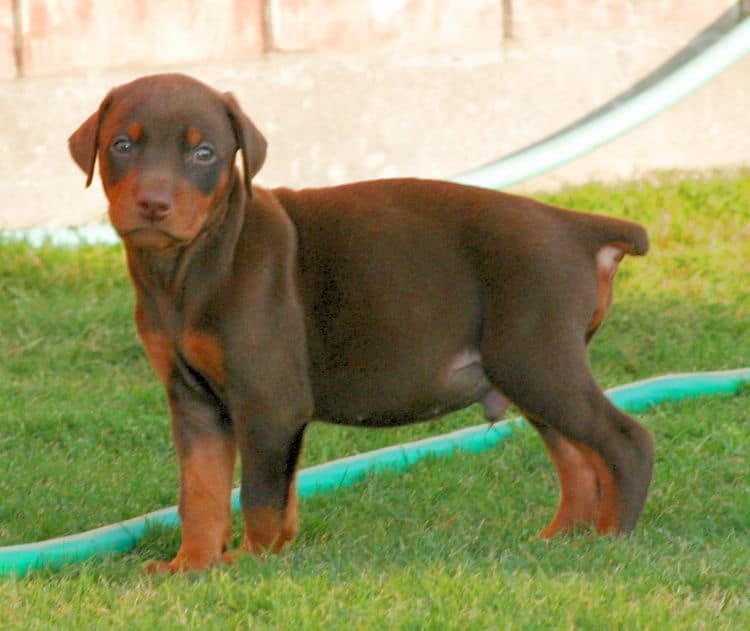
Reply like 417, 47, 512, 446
313, 349, 509, 427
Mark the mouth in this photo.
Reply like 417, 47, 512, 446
119, 226, 186, 249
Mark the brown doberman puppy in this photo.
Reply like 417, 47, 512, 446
69, 73, 653, 573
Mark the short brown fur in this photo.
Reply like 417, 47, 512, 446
69, 73, 654, 573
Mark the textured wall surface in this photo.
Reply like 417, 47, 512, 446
269, 0, 504, 51
1, 1, 748, 229
0, 1, 738, 77
0, 0, 14, 79
13, 0, 265, 77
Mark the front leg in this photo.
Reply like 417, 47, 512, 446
145, 367, 236, 574
233, 408, 307, 556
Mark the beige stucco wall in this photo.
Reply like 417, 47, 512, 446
1, 1, 748, 229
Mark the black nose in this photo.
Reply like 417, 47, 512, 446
137, 188, 173, 222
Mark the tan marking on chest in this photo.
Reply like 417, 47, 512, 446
182, 331, 225, 385
139, 329, 174, 385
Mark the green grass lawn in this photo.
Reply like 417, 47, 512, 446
1, 171, 749, 629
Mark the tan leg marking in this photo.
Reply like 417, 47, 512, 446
240, 477, 299, 556
540, 434, 600, 538
576, 443, 621, 534
145, 433, 236, 574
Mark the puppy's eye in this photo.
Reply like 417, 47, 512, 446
191, 144, 216, 165
111, 138, 133, 155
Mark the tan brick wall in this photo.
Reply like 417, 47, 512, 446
17, 0, 265, 77
269, 0, 504, 51
0, 0, 14, 79
510, 0, 737, 40
0, 0, 741, 77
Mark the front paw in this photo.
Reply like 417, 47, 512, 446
143, 548, 230, 574
143, 559, 180, 575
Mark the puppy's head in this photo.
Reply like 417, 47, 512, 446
69, 73, 266, 250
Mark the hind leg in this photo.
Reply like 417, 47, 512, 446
528, 420, 600, 536
481, 385, 601, 535
483, 323, 653, 535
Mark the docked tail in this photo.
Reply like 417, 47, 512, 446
577, 213, 649, 258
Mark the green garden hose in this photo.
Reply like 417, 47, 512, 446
1, 369, 748, 578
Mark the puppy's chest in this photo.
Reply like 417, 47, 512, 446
151, 293, 227, 387
141, 304, 226, 390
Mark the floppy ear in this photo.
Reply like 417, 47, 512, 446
223, 92, 267, 198
68, 93, 112, 188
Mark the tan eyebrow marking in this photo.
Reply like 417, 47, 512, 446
127, 121, 143, 141
186, 127, 203, 148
